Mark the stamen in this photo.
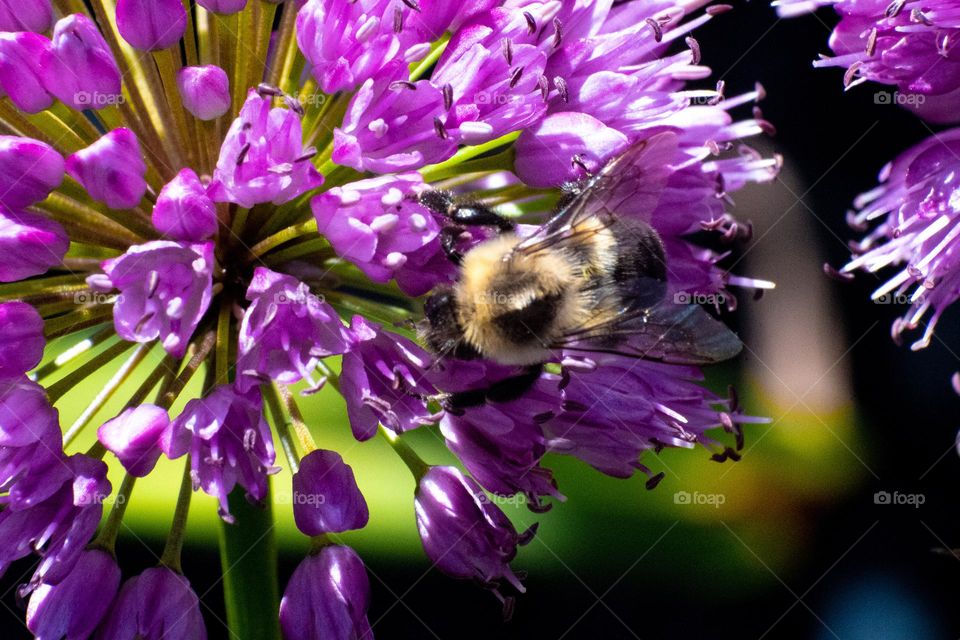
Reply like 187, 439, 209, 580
509, 66, 524, 88
442, 83, 453, 110
645, 18, 663, 42
552, 18, 563, 48
501, 38, 513, 65
523, 11, 537, 34
433, 117, 448, 140
554, 76, 569, 102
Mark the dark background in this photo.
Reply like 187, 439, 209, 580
4, 1, 960, 638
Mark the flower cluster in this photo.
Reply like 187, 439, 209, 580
0, 0, 776, 636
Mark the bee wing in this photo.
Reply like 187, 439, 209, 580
515, 131, 678, 254
554, 300, 743, 365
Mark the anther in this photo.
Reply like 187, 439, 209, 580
554, 75, 569, 102
523, 11, 537, 34
509, 66, 524, 88
645, 18, 662, 42
552, 17, 563, 48
433, 117, 448, 140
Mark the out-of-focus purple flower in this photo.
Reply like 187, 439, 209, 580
26, 548, 120, 640
0, 206, 68, 282
162, 384, 277, 521
279, 545, 372, 640
0, 0, 53, 33
797, 0, 960, 122
311, 173, 454, 295
0, 302, 44, 378
152, 168, 218, 241
237, 267, 349, 392
42, 14, 122, 111
841, 128, 960, 349
97, 566, 207, 640
101, 241, 214, 358
296, 0, 412, 94
340, 316, 439, 441
209, 90, 323, 208
176, 65, 231, 121
0, 32, 55, 114
292, 449, 368, 536
115, 0, 187, 52
333, 66, 458, 173
98, 404, 169, 477
415, 465, 533, 599
197, 0, 247, 15
66, 128, 147, 210
0, 135, 64, 209
0, 454, 110, 585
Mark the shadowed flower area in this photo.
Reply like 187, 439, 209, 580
0, 0, 779, 637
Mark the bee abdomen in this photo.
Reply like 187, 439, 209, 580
491, 291, 564, 345
613, 218, 667, 310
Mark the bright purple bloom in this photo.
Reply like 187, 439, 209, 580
197, 0, 247, 15
98, 404, 169, 477
0, 136, 63, 209
292, 449, 368, 536
0, 454, 110, 586
162, 384, 277, 521
209, 90, 323, 208
176, 65, 231, 121
66, 128, 147, 210
415, 465, 533, 600
115, 0, 187, 51
311, 173, 455, 296
0, 377, 58, 448
0, 0, 53, 33
340, 316, 439, 441
841, 128, 960, 349
0, 32, 54, 114
42, 13, 122, 111
237, 267, 349, 392
0, 303, 44, 378
98, 567, 207, 640
26, 548, 120, 640
407, 0, 499, 40
152, 168, 218, 241
0, 206, 68, 282
279, 545, 373, 640
101, 241, 214, 358
296, 0, 411, 94
333, 66, 458, 173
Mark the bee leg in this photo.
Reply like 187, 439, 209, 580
440, 226, 465, 265
446, 365, 543, 411
419, 190, 514, 232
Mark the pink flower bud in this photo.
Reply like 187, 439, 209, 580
98, 404, 169, 477
0, 32, 54, 114
66, 128, 147, 210
41, 14, 122, 111
0, 136, 64, 208
176, 65, 231, 121
152, 168, 218, 241
0, 0, 54, 33
0, 206, 68, 282
116, 0, 187, 51
197, 0, 247, 14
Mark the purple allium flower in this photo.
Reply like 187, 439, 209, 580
333, 65, 458, 173
209, 90, 323, 208
407, 0, 499, 40
0, 377, 58, 448
0, 303, 44, 378
101, 241, 215, 357
152, 168, 219, 241
340, 316, 439, 441
0, 0, 53, 33
26, 548, 120, 640
311, 173, 455, 295
0, 206, 68, 282
237, 267, 350, 392
98, 567, 207, 640
115, 0, 187, 52
415, 465, 534, 599
0, 453, 110, 585
177, 65, 232, 121
292, 449, 369, 536
66, 128, 148, 210
98, 404, 170, 477
296, 0, 411, 94
42, 13, 123, 111
279, 544, 373, 640
162, 384, 277, 521
840, 128, 960, 349
0, 32, 55, 114
197, 0, 247, 15
0, 135, 64, 208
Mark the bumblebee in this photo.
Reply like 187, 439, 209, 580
419, 133, 743, 408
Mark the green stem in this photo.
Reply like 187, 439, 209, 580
419, 142, 518, 184
160, 458, 193, 573
264, 383, 300, 472
33, 326, 115, 381
409, 33, 450, 81
247, 219, 318, 260
43, 305, 115, 339
219, 484, 281, 640
93, 474, 137, 554
46, 338, 134, 404
379, 425, 429, 480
